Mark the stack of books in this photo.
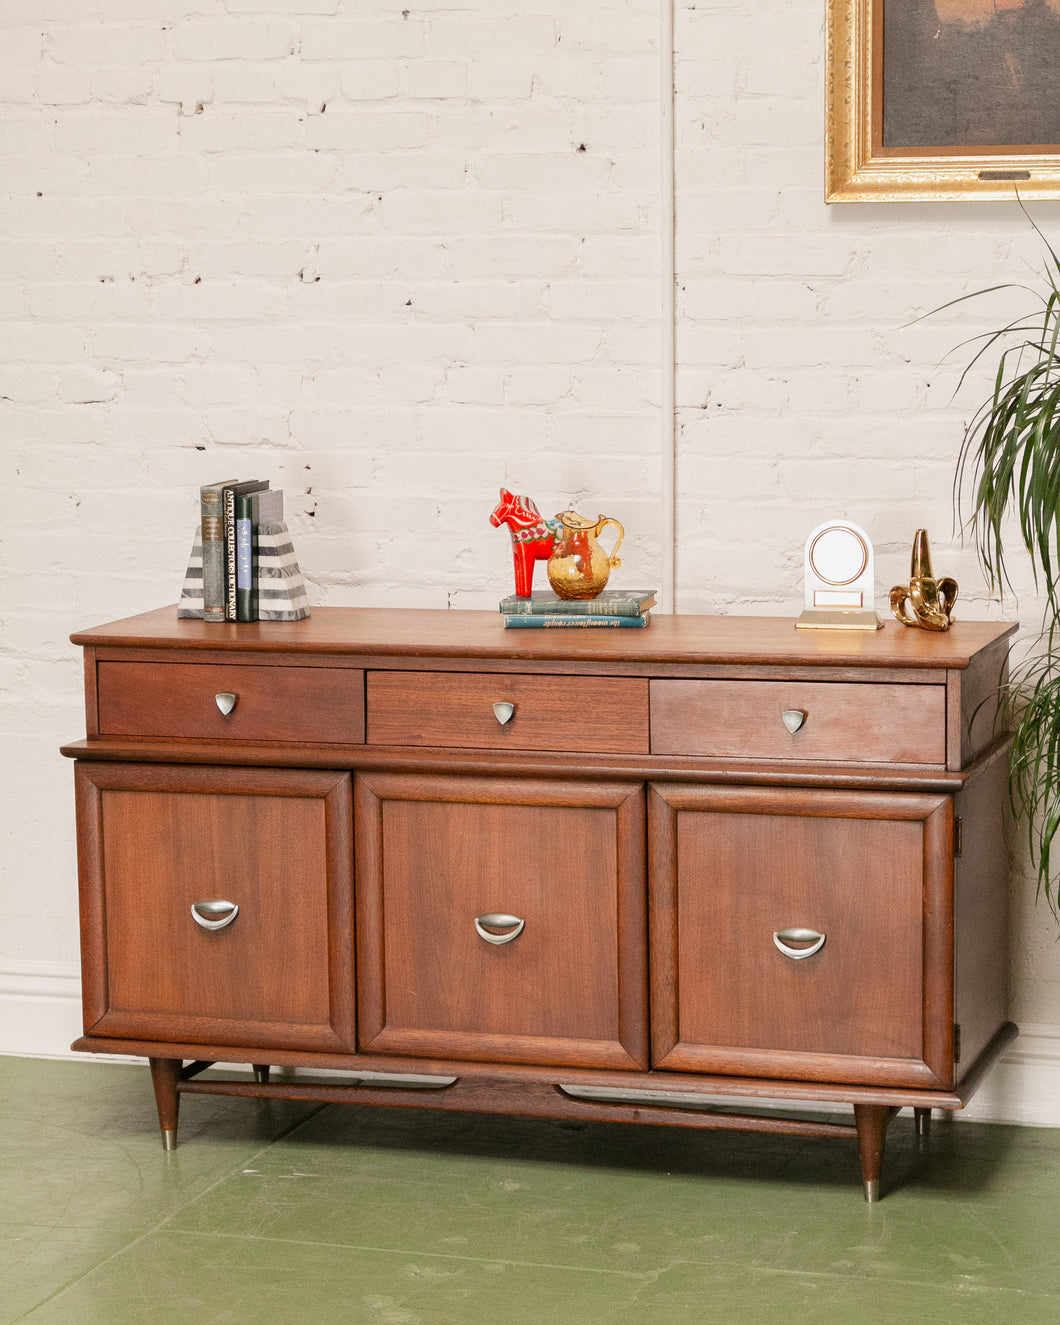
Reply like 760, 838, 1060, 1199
178, 478, 309, 623
500, 589, 656, 628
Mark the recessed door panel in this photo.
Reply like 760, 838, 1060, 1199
356, 772, 647, 1070
649, 783, 954, 1088
76, 763, 355, 1053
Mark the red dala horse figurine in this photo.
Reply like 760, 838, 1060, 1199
489, 488, 560, 597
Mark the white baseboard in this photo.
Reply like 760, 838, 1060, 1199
0, 961, 140, 1064
0, 960, 84, 1056
2, 963, 1058, 1126
959, 1023, 1060, 1126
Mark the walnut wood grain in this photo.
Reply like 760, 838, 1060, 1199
649, 783, 954, 1088
75, 762, 355, 1053
148, 1057, 182, 1139
367, 670, 648, 754
70, 1020, 1019, 1113
172, 1073, 863, 1142
955, 634, 1012, 768
83, 646, 100, 737
854, 1104, 900, 1198
650, 678, 947, 765
954, 749, 1011, 1073
355, 771, 648, 1070
71, 605, 1015, 671
97, 660, 364, 744
61, 732, 1004, 794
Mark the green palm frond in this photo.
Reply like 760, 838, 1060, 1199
1007, 660, 1060, 916
956, 289, 1060, 601
946, 217, 1060, 913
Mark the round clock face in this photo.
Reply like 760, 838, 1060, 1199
808, 525, 868, 586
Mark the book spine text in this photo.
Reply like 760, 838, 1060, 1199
502, 614, 650, 628
200, 484, 229, 622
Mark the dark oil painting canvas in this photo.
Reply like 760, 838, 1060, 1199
883, 0, 1060, 149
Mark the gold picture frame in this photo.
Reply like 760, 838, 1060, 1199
826, 0, 1060, 203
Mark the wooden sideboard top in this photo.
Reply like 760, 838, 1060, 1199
70, 605, 1017, 671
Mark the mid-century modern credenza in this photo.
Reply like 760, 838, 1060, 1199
62, 606, 1017, 1200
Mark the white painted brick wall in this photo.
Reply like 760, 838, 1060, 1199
2, 2, 1058, 1092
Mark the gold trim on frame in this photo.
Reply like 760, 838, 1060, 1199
825, 0, 1060, 203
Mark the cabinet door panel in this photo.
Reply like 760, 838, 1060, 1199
356, 773, 647, 1070
649, 784, 953, 1088
75, 763, 355, 1052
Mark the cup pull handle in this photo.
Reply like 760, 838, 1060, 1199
215, 692, 238, 716
474, 913, 525, 945
773, 927, 825, 960
191, 900, 240, 931
493, 701, 515, 725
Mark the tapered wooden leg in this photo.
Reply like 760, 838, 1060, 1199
148, 1057, 183, 1151
252, 1064, 271, 1084
853, 1104, 898, 1202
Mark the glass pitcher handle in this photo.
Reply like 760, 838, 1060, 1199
598, 517, 624, 569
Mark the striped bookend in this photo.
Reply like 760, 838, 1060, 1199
177, 522, 310, 621
255, 522, 310, 621
177, 529, 204, 618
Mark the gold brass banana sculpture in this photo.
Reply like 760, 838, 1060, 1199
890, 530, 958, 631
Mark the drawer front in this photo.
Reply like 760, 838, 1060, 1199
97, 661, 364, 744
650, 678, 947, 764
366, 671, 649, 754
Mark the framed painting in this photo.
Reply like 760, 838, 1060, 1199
826, 0, 1060, 202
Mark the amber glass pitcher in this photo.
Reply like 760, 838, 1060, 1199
546, 510, 625, 599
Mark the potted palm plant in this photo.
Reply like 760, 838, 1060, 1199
947, 221, 1060, 916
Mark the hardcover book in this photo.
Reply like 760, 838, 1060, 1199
223, 479, 268, 621
200, 478, 236, 622
502, 613, 651, 629
499, 589, 657, 617
239, 488, 284, 622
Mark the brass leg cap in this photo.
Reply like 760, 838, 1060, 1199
162, 1129, 178, 1152
863, 1179, 880, 1204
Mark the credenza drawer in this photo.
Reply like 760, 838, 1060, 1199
650, 679, 947, 764
96, 661, 365, 744
366, 671, 650, 753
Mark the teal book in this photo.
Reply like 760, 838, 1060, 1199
503, 613, 651, 629
499, 589, 657, 617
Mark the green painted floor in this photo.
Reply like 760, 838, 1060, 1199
2, 1057, 1059, 1324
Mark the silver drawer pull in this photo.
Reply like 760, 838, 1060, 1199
492, 701, 515, 725
781, 709, 806, 734
474, 913, 525, 945
773, 927, 825, 960
215, 692, 238, 716
191, 900, 240, 931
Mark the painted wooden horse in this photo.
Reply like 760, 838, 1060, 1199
489, 488, 560, 597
